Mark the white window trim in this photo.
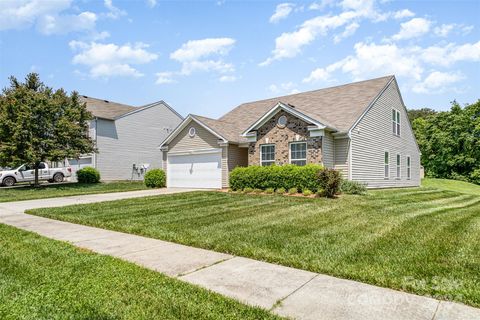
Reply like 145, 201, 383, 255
406, 155, 411, 180
396, 153, 401, 179
260, 144, 275, 166
289, 141, 307, 165
392, 108, 401, 136
384, 150, 390, 179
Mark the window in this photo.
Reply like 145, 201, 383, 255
396, 153, 401, 179
290, 142, 307, 166
407, 156, 411, 180
277, 115, 287, 128
392, 109, 401, 136
384, 151, 389, 179
188, 127, 196, 137
260, 144, 275, 166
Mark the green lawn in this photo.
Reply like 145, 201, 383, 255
422, 178, 480, 196
0, 223, 279, 320
0, 181, 147, 202
29, 178, 480, 307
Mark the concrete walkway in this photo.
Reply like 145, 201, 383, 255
0, 190, 478, 320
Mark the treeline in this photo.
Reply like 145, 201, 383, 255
408, 100, 480, 185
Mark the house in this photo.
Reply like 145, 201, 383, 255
69, 96, 183, 181
160, 75, 420, 189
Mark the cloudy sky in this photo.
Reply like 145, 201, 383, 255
0, 0, 479, 118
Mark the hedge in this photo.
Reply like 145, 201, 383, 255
76, 167, 100, 183
144, 169, 166, 188
229, 164, 324, 192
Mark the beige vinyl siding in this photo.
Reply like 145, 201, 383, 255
222, 146, 228, 188
322, 132, 335, 168
350, 80, 420, 188
228, 144, 248, 171
334, 137, 350, 178
168, 121, 219, 152
95, 103, 182, 180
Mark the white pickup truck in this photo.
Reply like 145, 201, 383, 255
0, 162, 72, 187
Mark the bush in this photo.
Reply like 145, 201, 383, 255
253, 188, 263, 194
316, 189, 325, 197
317, 168, 341, 198
265, 187, 274, 194
340, 180, 367, 195
144, 169, 166, 188
243, 187, 253, 193
229, 164, 324, 192
76, 167, 100, 184
276, 187, 286, 194
288, 187, 298, 194
302, 189, 313, 196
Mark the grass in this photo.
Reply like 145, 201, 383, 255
0, 181, 148, 202
30, 178, 480, 307
0, 223, 279, 320
422, 178, 480, 196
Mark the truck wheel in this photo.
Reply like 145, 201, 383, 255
2, 176, 16, 187
53, 173, 64, 183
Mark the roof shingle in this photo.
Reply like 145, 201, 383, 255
79, 96, 137, 120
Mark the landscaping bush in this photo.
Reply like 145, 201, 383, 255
276, 187, 286, 194
288, 187, 298, 194
243, 187, 253, 193
144, 169, 166, 188
76, 167, 100, 184
340, 180, 367, 195
253, 188, 263, 194
229, 164, 323, 192
265, 187, 274, 194
302, 189, 313, 196
317, 168, 342, 198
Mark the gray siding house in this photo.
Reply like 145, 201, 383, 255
72, 96, 183, 181
160, 75, 420, 189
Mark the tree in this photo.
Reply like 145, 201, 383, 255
412, 100, 480, 184
0, 73, 96, 186
407, 107, 437, 123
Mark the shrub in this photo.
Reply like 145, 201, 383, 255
288, 187, 298, 195
340, 180, 367, 195
229, 164, 323, 192
144, 169, 166, 188
302, 189, 313, 196
265, 187, 274, 194
253, 188, 263, 194
276, 187, 286, 194
243, 187, 253, 193
76, 167, 100, 184
316, 189, 325, 197
317, 168, 342, 198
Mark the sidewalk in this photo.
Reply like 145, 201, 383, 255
0, 190, 478, 320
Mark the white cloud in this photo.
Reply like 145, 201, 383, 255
70, 41, 158, 78
219, 75, 237, 82
434, 24, 455, 37
392, 17, 431, 41
37, 11, 97, 35
155, 72, 176, 84
146, 0, 157, 8
103, 0, 126, 19
393, 9, 415, 20
413, 71, 464, 94
170, 38, 236, 75
268, 82, 299, 94
270, 3, 295, 23
309, 0, 334, 11
333, 22, 359, 43
0, 0, 100, 35
419, 41, 480, 66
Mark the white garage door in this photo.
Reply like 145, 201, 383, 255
167, 151, 222, 189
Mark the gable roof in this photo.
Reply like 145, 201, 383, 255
220, 75, 394, 135
80, 96, 137, 120
162, 75, 395, 145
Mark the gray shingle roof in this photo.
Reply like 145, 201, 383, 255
80, 96, 137, 120
188, 75, 394, 143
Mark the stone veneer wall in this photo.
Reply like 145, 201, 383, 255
248, 110, 322, 166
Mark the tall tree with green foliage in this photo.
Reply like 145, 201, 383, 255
0, 73, 96, 186
407, 107, 437, 123
412, 100, 480, 184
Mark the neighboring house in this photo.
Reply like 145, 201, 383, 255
160, 75, 420, 189
70, 96, 183, 181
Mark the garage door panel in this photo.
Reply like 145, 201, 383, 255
167, 152, 222, 189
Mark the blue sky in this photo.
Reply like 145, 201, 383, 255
1, 0, 479, 118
